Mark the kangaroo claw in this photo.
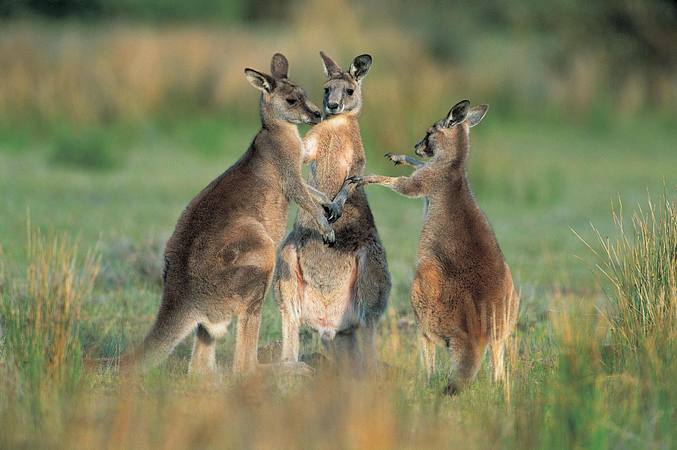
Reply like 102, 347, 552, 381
347, 175, 363, 186
322, 229, 336, 246
322, 202, 342, 224
385, 153, 402, 165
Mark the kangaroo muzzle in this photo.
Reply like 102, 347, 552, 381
324, 90, 343, 115
304, 101, 322, 124
415, 138, 427, 157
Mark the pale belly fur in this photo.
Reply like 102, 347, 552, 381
298, 255, 360, 340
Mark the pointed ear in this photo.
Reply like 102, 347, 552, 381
270, 53, 289, 79
320, 51, 342, 78
443, 99, 470, 127
467, 104, 488, 127
244, 68, 273, 93
349, 54, 372, 82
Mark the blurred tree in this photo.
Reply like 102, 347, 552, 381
529, 0, 677, 104
0, 0, 102, 17
242, 0, 295, 22
0, 0, 247, 20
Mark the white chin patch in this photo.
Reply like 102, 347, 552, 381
326, 105, 345, 116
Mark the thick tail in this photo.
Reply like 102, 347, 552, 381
85, 302, 196, 372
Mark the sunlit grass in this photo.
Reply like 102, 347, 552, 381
0, 225, 99, 427
575, 194, 677, 355
1, 192, 675, 448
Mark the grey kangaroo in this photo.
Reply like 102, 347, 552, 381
352, 100, 519, 393
272, 52, 391, 372
100, 54, 339, 375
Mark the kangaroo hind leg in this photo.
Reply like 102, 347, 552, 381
189, 318, 231, 374
353, 245, 390, 373
233, 305, 263, 374
273, 242, 303, 363
216, 221, 276, 375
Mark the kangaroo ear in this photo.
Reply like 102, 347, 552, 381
443, 99, 470, 128
244, 68, 274, 93
349, 54, 372, 81
467, 104, 489, 127
270, 53, 289, 79
320, 51, 342, 78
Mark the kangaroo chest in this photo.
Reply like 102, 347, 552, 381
311, 140, 355, 195
293, 120, 368, 335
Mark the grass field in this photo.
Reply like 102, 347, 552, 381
1, 111, 675, 448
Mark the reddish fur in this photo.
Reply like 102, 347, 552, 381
360, 104, 520, 391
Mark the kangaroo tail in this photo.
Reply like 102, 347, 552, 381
85, 301, 196, 372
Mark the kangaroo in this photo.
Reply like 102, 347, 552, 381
272, 52, 390, 373
351, 100, 519, 393
105, 54, 338, 375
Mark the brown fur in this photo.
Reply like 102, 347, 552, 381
273, 53, 390, 373
354, 100, 519, 392
99, 54, 337, 375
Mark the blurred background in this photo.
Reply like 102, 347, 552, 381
1, 0, 675, 144
0, 0, 676, 351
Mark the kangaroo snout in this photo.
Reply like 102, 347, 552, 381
304, 103, 323, 124
414, 135, 432, 157
414, 143, 426, 157
309, 109, 322, 124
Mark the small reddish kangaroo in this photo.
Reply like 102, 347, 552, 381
352, 100, 519, 393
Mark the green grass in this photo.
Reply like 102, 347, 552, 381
0, 115, 675, 448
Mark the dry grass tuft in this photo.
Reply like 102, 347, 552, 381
576, 192, 677, 356
0, 224, 100, 403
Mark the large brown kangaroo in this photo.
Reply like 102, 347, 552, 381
107, 54, 338, 375
352, 100, 519, 393
273, 52, 390, 373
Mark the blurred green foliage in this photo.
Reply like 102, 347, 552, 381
4, 0, 675, 61
0, 0, 293, 21
2, 0, 674, 82
0, 0, 674, 135
49, 126, 122, 170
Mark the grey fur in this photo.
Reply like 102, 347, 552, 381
273, 52, 390, 373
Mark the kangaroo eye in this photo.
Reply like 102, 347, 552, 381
323, 87, 330, 94
286, 98, 297, 105
346, 89, 354, 96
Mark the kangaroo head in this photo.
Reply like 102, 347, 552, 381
414, 100, 488, 165
245, 53, 322, 126
319, 51, 372, 117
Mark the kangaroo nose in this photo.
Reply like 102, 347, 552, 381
327, 102, 339, 111
312, 110, 321, 119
